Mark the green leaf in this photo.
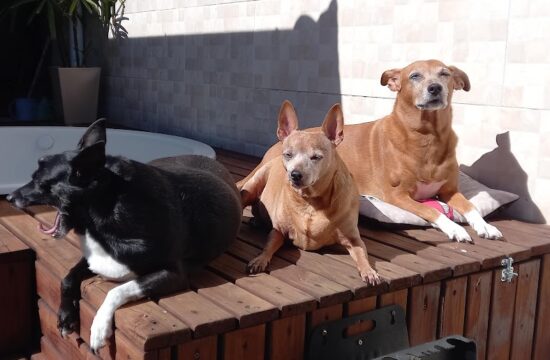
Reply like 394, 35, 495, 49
47, 1, 56, 39
10, 0, 37, 10
68, 0, 78, 15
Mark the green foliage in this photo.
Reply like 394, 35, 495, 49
3, 0, 127, 66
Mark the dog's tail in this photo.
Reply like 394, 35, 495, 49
236, 141, 282, 190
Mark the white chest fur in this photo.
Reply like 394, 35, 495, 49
80, 232, 136, 282
413, 180, 447, 200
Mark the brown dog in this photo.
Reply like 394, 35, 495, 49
240, 101, 379, 284
239, 60, 502, 242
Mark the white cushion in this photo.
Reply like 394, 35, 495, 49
359, 172, 519, 226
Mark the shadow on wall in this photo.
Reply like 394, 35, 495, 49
102, 0, 341, 156
460, 132, 545, 224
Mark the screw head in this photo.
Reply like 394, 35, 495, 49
194, 352, 200, 359
358, 339, 364, 346
321, 329, 328, 336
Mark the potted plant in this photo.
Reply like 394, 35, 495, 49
7, 0, 127, 125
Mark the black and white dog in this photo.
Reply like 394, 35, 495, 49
7, 119, 241, 352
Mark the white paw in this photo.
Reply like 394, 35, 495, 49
433, 214, 472, 243
472, 222, 502, 239
444, 223, 472, 243
90, 312, 113, 353
464, 210, 503, 240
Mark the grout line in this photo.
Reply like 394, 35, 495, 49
102, 74, 550, 112
500, 0, 513, 106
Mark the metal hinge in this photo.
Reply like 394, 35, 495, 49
501, 256, 518, 283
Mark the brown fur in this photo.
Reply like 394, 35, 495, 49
239, 60, 502, 242
240, 101, 379, 284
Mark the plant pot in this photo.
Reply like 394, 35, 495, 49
51, 67, 101, 125
10, 98, 40, 121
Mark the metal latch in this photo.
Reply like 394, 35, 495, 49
501, 256, 518, 283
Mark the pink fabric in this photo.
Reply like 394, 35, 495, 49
419, 199, 455, 220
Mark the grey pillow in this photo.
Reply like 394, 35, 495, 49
359, 172, 519, 226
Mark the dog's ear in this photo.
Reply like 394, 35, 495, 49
449, 66, 470, 91
322, 103, 344, 146
70, 141, 106, 183
380, 68, 401, 92
78, 118, 107, 150
277, 100, 299, 141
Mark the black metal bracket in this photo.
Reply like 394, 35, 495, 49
307, 305, 409, 360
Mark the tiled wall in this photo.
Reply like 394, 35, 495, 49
102, 0, 550, 223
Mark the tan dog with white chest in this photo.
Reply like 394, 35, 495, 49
239, 60, 502, 243
240, 101, 379, 284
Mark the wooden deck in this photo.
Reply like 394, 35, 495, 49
1, 149, 550, 359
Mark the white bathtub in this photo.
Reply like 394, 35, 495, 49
0, 126, 215, 194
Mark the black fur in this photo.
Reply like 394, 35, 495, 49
8, 119, 241, 336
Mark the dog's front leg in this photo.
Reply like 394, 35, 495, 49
439, 188, 502, 239
89, 269, 188, 353
59, 257, 94, 337
240, 160, 272, 208
247, 229, 284, 274
390, 193, 473, 242
338, 230, 380, 285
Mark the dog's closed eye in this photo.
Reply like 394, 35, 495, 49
283, 152, 293, 160
310, 154, 323, 161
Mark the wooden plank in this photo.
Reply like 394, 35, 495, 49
346, 296, 377, 337
361, 227, 480, 276
189, 270, 279, 328
361, 238, 452, 283
325, 252, 422, 291
464, 271, 492, 360
490, 221, 550, 256
308, 304, 343, 329
177, 335, 217, 360
534, 254, 550, 360
37, 300, 84, 360
510, 259, 540, 360
0, 256, 34, 356
158, 290, 236, 339
268, 314, 306, 360
157, 348, 171, 360
238, 225, 388, 297
438, 277, 467, 338
40, 336, 65, 360
407, 282, 441, 346
223, 324, 265, 360
35, 260, 61, 311
487, 269, 518, 360
114, 330, 158, 360
209, 253, 317, 317
79, 300, 115, 360
81, 278, 191, 351
400, 227, 532, 268
228, 240, 353, 307
0, 202, 80, 278
0, 223, 30, 254
378, 289, 408, 315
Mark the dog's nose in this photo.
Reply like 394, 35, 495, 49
427, 83, 442, 96
290, 170, 303, 182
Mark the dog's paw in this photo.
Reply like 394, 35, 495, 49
446, 225, 472, 243
471, 221, 503, 240
359, 267, 381, 285
57, 305, 79, 338
434, 215, 472, 243
247, 255, 270, 274
90, 312, 113, 354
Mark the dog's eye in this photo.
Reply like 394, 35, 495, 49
310, 154, 323, 161
440, 71, 451, 77
283, 152, 293, 160
409, 73, 423, 81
